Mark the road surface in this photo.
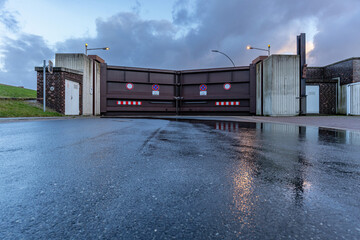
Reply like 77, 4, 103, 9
0, 118, 359, 239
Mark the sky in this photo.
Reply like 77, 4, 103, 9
0, 0, 360, 89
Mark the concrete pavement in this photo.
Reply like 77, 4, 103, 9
150, 115, 360, 132
1, 118, 360, 239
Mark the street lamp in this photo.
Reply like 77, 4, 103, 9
211, 50, 236, 67
247, 44, 271, 56
85, 43, 110, 55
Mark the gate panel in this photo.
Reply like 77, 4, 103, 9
101, 65, 176, 115
180, 67, 253, 114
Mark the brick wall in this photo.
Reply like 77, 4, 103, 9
306, 82, 337, 114
323, 59, 354, 85
353, 59, 360, 83
306, 67, 324, 81
36, 67, 83, 115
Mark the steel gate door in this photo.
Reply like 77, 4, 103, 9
179, 66, 255, 115
101, 65, 177, 115
100, 64, 256, 116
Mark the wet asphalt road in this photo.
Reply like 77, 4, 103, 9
0, 118, 360, 239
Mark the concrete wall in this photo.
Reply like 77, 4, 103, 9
349, 84, 360, 115
338, 85, 347, 114
95, 62, 101, 115
337, 83, 360, 115
262, 55, 300, 116
55, 54, 101, 115
256, 63, 262, 115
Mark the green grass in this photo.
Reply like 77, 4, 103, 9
0, 100, 62, 117
0, 84, 36, 98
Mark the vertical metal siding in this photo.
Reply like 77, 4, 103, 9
339, 85, 347, 114
350, 84, 360, 115
263, 55, 300, 116
256, 63, 262, 115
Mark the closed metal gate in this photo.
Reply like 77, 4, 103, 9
100, 64, 256, 116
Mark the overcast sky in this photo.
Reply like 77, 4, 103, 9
1, 0, 360, 89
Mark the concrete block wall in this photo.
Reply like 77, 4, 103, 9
353, 59, 360, 83
262, 55, 300, 116
323, 59, 354, 85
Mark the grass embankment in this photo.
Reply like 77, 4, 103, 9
0, 84, 63, 117
0, 100, 62, 117
0, 83, 36, 98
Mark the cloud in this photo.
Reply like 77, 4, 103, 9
2, 0, 360, 89
0, 2, 53, 89
56, 0, 332, 70
0, 10, 19, 31
0, 34, 53, 89
309, 2, 360, 65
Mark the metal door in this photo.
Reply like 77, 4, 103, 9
65, 80, 80, 115
306, 85, 319, 114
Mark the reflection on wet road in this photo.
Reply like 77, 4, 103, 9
0, 118, 359, 239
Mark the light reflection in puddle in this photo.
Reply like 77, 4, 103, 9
211, 121, 355, 229
230, 130, 259, 230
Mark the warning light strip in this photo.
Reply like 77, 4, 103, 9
117, 101, 142, 105
215, 101, 240, 106
215, 122, 240, 132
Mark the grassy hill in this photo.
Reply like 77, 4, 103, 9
0, 84, 62, 117
0, 84, 37, 98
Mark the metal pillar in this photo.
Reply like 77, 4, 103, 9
43, 60, 46, 112
297, 33, 306, 115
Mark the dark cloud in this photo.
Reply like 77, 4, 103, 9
309, 2, 360, 65
0, 34, 54, 89
2, 0, 360, 89
0, 2, 53, 89
56, 0, 330, 70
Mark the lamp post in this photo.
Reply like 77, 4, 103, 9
211, 50, 236, 67
85, 43, 110, 55
246, 44, 271, 56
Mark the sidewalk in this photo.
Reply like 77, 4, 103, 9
1, 115, 359, 132
0, 116, 96, 123
152, 115, 360, 132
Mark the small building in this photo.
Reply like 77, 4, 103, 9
35, 67, 83, 115
35, 54, 104, 116
306, 57, 360, 115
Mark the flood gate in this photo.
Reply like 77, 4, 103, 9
100, 64, 256, 115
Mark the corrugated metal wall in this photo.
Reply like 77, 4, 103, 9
339, 85, 347, 114
349, 84, 360, 115
262, 55, 300, 116
256, 63, 262, 115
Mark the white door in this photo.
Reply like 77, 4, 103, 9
65, 80, 80, 115
306, 85, 319, 114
